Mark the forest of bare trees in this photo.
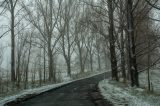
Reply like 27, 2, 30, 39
0, 0, 160, 97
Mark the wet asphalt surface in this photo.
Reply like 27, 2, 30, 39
11, 72, 111, 106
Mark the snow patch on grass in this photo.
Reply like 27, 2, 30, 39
99, 79, 160, 106
0, 82, 70, 106
139, 69, 160, 93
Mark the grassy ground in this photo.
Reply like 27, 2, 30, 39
99, 72, 160, 106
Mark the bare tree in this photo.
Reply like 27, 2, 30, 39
4, 0, 19, 82
74, 22, 89, 73
22, 0, 62, 82
16, 25, 27, 88
24, 31, 33, 89
94, 35, 102, 70
127, 0, 139, 86
108, 0, 118, 81
58, 0, 76, 77
86, 34, 95, 72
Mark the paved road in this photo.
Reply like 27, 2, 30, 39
14, 73, 110, 106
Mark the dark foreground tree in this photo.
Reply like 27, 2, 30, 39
108, 0, 118, 81
127, 0, 139, 87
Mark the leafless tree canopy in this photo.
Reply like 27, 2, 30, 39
0, 0, 160, 95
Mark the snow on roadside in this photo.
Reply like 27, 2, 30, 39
99, 79, 160, 106
139, 69, 160, 93
0, 71, 106, 106
0, 82, 71, 106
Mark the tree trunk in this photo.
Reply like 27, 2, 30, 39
97, 50, 101, 70
67, 60, 71, 77
108, 0, 118, 81
10, 2, 16, 82
147, 34, 151, 91
119, 0, 126, 82
48, 39, 54, 82
90, 52, 93, 71
127, 0, 139, 87
43, 45, 46, 83
16, 56, 21, 88
79, 47, 84, 73
24, 39, 32, 89
120, 31, 126, 81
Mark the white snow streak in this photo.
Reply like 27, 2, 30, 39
99, 79, 160, 106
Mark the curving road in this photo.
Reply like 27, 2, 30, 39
11, 73, 111, 106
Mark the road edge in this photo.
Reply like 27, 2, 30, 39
89, 84, 113, 106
